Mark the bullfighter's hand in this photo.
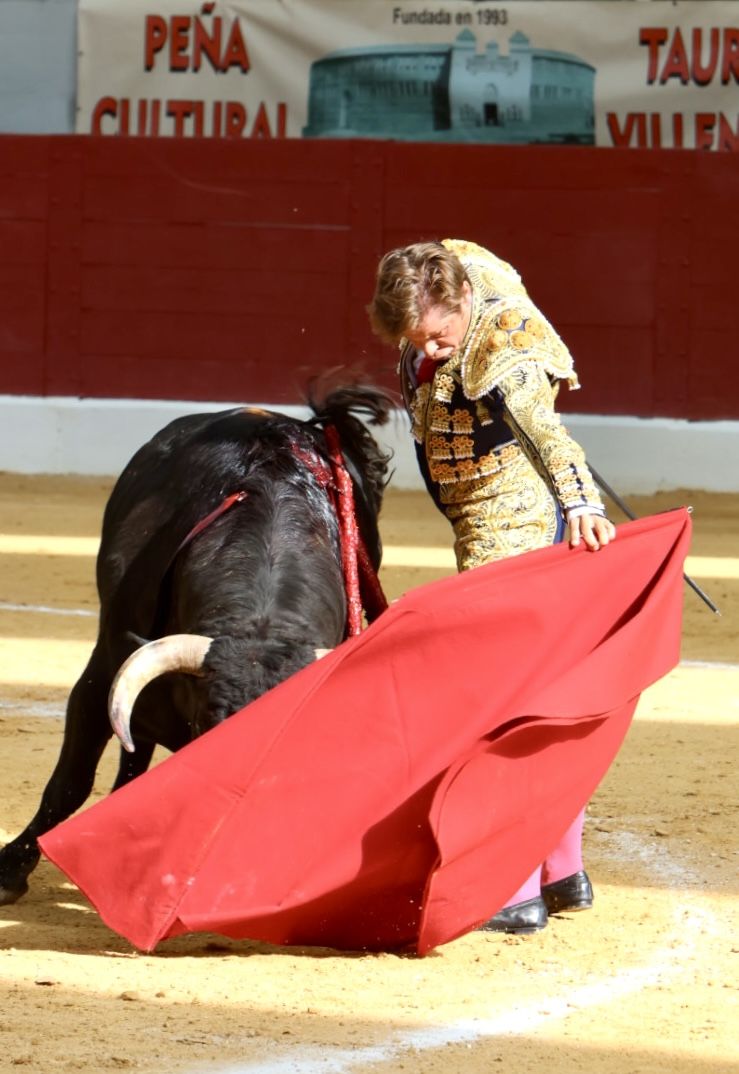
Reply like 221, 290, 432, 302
569, 513, 616, 551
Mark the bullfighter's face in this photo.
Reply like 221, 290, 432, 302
404, 281, 472, 362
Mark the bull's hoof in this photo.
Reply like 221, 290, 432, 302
0, 879, 29, 906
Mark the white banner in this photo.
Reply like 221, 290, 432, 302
77, 0, 739, 150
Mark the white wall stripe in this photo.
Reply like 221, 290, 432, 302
1, 395, 738, 493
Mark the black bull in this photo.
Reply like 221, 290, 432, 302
0, 384, 393, 905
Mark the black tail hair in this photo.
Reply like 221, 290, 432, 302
305, 375, 397, 510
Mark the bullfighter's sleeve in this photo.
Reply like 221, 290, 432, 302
495, 362, 605, 516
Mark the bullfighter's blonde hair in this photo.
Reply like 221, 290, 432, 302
367, 241, 469, 345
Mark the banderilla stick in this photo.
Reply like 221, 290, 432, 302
589, 464, 721, 616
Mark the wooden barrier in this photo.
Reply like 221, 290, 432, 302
0, 134, 737, 419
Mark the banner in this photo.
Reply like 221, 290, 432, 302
77, 0, 739, 150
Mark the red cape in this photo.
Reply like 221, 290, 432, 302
40, 509, 691, 955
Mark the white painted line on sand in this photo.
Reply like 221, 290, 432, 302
0, 699, 65, 718
0, 602, 737, 675
679, 659, 739, 671
0, 600, 96, 618
195, 835, 713, 1074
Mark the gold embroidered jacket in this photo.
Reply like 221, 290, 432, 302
398, 239, 605, 566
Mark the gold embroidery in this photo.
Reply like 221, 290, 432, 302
498, 308, 524, 331
408, 382, 431, 443
442, 451, 560, 569
427, 440, 516, 485
452, 436, 475, 459
525, 316, 545, 339
401, 240, 604, 567
456, 459, 478, 479
511, 330, 533, 349
428, 434, 452, 460
432, 462, 457, 483
451, 407, 474, 433
429, 402, 452, 433
475, 399, 493, 425
435, 373, 455, 403
460, 304, 579, 401
441, 238, 528, 304
496, 363, 602, 511
437, 238, 580, 402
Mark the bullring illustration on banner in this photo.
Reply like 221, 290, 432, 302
77, 0, 739, 150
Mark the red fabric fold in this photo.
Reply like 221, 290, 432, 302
39, 509, 691, 955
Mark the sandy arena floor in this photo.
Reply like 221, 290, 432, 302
0, 475, 737, 1074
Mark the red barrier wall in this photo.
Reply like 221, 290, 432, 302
1, 134, 737, 419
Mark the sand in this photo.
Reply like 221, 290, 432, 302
0, 476, 736, 1074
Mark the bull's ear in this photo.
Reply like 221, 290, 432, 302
314, 648, 333, 659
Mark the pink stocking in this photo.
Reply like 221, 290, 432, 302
541, 808, 586, 886
503, 864, 542, 908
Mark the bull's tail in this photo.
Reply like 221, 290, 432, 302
306, 379, 396, 508
307, 379, 396, 430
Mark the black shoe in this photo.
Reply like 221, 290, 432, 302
479, 896, 548, 935
541, 870, 593, 914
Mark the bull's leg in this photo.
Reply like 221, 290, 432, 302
110, 679, 192, 789
111, 741, 156, 791
0, 665, 113, 905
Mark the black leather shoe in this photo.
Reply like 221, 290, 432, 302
479, 896, 548, 934
541, 870, 593, 913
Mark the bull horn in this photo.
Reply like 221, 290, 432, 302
314, 648, 333, 659
108, 634, 213, 754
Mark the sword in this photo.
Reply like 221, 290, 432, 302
589, 465, 721, 616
